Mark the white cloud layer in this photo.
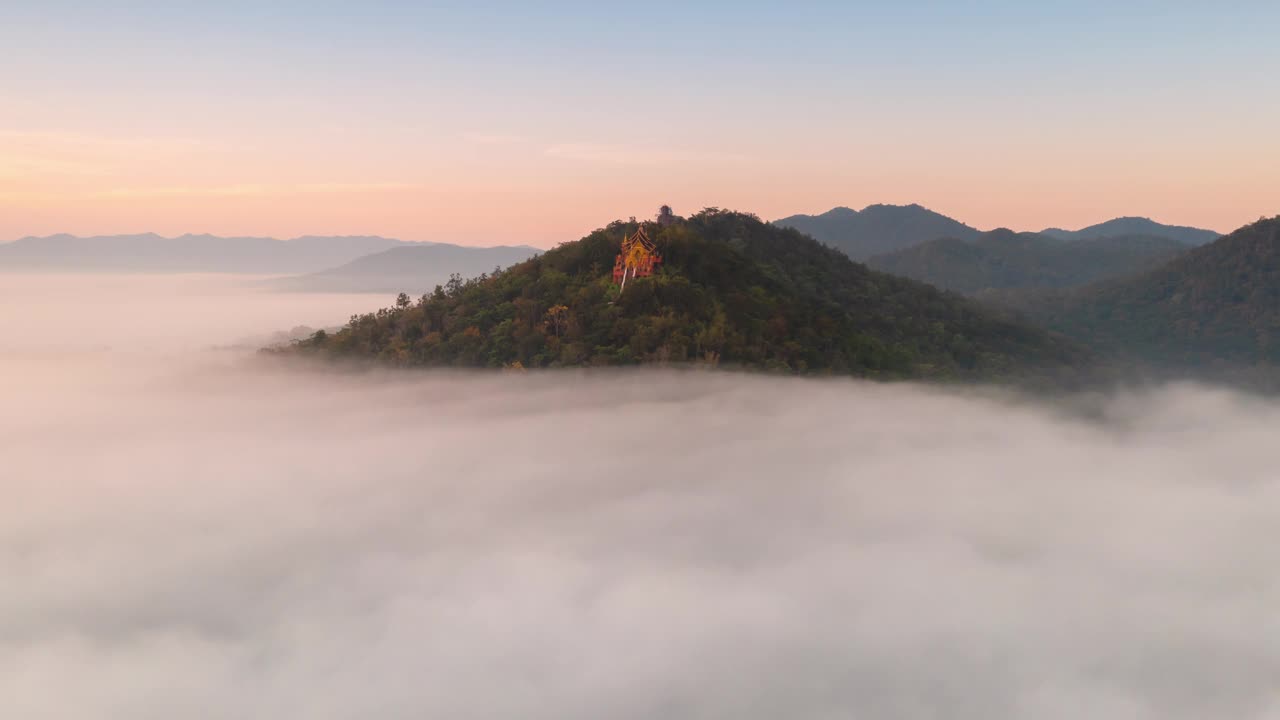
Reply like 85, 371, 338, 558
2, 276, 1279, 719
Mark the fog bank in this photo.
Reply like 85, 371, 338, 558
2, 276, 1279, 719
0, 273, 382, 354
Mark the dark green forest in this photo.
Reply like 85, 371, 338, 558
283, 209, 1089, 381
994, 216, 1280, 367
868, 230, 1188, 294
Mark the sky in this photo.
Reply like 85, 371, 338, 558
3, 0, 1278, 247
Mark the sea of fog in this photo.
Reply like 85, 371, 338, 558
3, 274, 1279, 719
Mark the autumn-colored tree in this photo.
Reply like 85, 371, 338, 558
544, 304, 569, 337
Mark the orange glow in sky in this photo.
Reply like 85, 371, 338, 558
4, 3, 1277, 246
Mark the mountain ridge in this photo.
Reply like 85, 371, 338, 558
1002, 216, 1280, 368
1040, 217, 1220, 245
772, 204, 981, 260
6, 232, 410, 244
0, 233, 533, 275
772, 205, 1222, 261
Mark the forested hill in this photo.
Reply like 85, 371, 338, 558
772, 204, 980, 260
1019, 216, 1280, 367
868, 230, 1188, 294
285, 209, 1090, 382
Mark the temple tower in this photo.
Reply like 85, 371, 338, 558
612, 226, 661, 291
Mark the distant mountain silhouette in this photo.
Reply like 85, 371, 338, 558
1040, 217, 1219, 246
868, 230, 1188, 294
773, 204, 980, 260
268, 243, 541, 294
1012, 216, 1280, 367
0, 233, 409, 273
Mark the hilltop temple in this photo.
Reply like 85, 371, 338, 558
612, 226, 662, 288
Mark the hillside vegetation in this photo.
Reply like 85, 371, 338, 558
1011, 217, 1280, 367
286, 210, 1089, 381
869, 230, 1188, 294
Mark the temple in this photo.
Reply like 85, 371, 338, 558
612, 226, 662, 289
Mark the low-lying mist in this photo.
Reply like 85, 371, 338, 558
3, 275, 1279, 719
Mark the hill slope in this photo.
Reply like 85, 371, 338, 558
868, 230, 1188, 294
1019, 216, 1280, 367
0, 233, 408, 273
773, 204, 980, 260
1041, 217, 1219, 246
266, 243, 541, 293
286, 210, 1089, 382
